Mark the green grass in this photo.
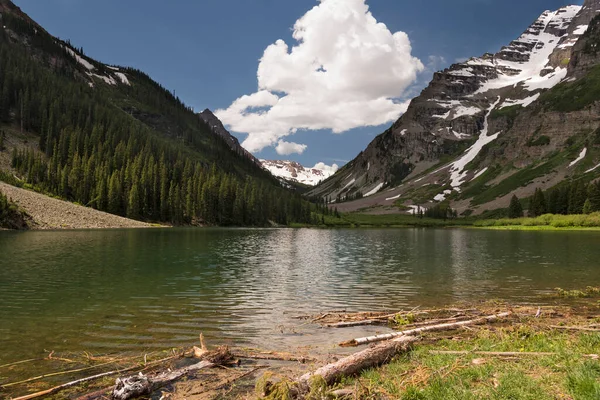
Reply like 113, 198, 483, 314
331, 320, 600, 400
474, 213, 600, 229
555, 286, 600, 299
490, 104, 521, 121
540, 64, 600, 112
471, 151, 572, 205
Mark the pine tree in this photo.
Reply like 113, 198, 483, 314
529, 188, 547, 217
588, 182, 600, 212
547, 188, 560, 214
568, 181, 587, 214
583, 199, 593, 214
508, 195, 524, 218
127, 183, 141, 219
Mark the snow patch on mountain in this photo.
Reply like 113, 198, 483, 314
64, 47, 95, 71
449, 98, 502, 190
364, 183, 385, 197
115, 72, 131, 86
260, 160, 338, 186
500, 93, 541, 108
569, 148, 588, 167
473, 7, 581, 95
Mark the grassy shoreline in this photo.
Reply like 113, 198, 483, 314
3, 298, 599, 399
270, 299, 600, 400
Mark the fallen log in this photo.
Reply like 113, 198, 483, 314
326, 315, 473, 329
9, 355, 179, 400
326, 320, 380, 328
296, 336, 417, 391
11, 365, 143, 400
340, 311, 512, 347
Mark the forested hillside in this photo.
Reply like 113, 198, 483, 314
0, 0, 319, 226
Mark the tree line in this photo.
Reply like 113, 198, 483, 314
509, 180, 600, 218
0, 11, 324, 226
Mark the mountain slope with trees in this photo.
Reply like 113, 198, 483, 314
0, 0, 322, 226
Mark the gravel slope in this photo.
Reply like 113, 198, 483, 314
0, 182, 157, 230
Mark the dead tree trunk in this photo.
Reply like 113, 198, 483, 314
298, 336, 417, 389
340, 311, 511, 347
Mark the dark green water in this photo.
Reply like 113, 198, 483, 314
1, 228, 599, 365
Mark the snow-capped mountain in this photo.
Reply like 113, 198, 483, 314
309, 0, 600, 214
260, 160, 338, 186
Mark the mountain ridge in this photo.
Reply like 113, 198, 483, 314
0, 0, 321, 227
309, 0, 600, 216
260, 159, 338, 187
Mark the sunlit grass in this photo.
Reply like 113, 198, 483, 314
475, 213, 600, 229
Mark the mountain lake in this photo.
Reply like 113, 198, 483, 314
1, 227, 599, 367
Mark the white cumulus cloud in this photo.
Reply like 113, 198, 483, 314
215, 0, 424, 154
313, 162, 339, 174
276, 140, 308, 155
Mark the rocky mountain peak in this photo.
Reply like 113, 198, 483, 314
199, 109, 261, 165
309, 1, 600, 215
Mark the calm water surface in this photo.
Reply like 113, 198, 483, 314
1, 228, 599, 365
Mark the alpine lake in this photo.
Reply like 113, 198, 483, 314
1, 227, 599, 367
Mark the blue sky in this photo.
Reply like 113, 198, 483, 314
14, 0, 581, 168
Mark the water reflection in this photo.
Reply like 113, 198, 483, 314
1, 228, 600, 364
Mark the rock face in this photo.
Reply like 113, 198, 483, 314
260, 160, 337, 186
310, 0, 600, 214
199, 109, 261, 166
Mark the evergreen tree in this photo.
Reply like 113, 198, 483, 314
529, 188, 547, 217
127, 183, 141, 219
547, 188, 560, 214
0, 12, 333, 228
508, 195, 524, 218
588, 182, 600, 212
583, 199, 593, 215
568, 181, 587, 215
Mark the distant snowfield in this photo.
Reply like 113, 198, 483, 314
470, 6, 582, 95
260, 160, 338, 186
64, 46, 130, 87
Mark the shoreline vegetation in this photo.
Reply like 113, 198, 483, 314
2, 290, 599, 399
473, 212, 600, 230
5, 178, 600, 231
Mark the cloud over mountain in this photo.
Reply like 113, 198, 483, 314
215, 0, 424, 154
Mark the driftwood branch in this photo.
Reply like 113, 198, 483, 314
340, 312, 512, 347
298, 336, 417, 389
112, 346, 233, 400
11, 364, 145, 400
112, 360, 214, 400
326, 320, 381, 328
231, 351, 315, 363
325, 315, 472, 329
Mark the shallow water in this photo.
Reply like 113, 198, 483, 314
1, 227, 599, 364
